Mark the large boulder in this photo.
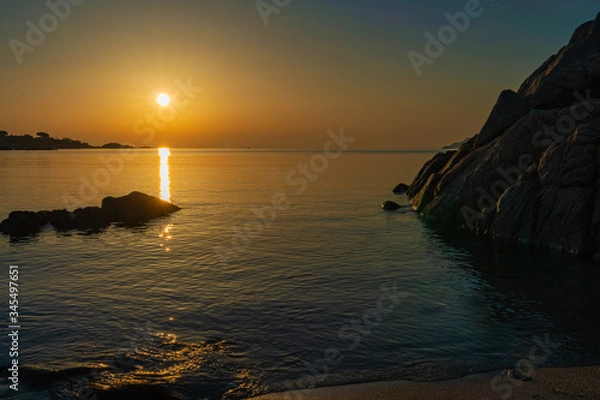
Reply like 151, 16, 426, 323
407, 150, 455, 198
0, 211, 49, 236
72, 207, 109, 230
474, 90, 530, 147
0, 192, 180, 237
102, 191, 181, 225
46, 210, 76, 231
407, 13, 600, 258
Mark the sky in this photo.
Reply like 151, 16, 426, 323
0, 0, 598, 149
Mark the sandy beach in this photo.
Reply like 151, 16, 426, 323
250, 365, 600, 400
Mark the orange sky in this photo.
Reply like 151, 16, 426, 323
0, 1, 597, 149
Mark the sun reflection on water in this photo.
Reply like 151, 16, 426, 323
158, 148, 171, 202
158, 222, 174, 252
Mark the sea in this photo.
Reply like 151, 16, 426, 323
0, 149, 599, 399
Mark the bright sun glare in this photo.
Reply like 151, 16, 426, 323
157, 93, 171, 107
158, 148, 171, 202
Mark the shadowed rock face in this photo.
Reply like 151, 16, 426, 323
0, 192, 181, 237
102, 191, 181, 225
408, 12, 600, 258
474, 90, 529, 147
518, 15, 600, 109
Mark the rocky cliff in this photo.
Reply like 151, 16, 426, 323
408, 12, 600, 258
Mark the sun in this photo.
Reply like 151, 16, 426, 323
157, 93, 171, 107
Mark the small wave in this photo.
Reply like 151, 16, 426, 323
7, 331, 266, 400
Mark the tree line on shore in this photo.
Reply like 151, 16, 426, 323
0, 131, 132, 150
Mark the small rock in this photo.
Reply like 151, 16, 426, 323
381, 201, 402, 211
393, 183, 409, 194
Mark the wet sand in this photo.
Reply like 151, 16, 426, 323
250, 365, 600, 400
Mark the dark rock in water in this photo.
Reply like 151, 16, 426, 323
393, 183, 409, 194
20, 365, 107, 391
46, 209, 75, 231
0, 192, 180, 237
102, 191, 181, 225
407, 12, 600, 258
0, 211, 49, 236
72, 207, 109, 230
381, 201, 402, 211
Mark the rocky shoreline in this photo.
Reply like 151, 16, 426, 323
406, 12, 600, 258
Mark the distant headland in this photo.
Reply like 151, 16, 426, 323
442, 137, 470, 149
0, 131, 133, 150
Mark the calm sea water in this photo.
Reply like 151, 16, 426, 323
0, 149, 599, 399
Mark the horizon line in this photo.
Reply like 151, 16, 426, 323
19, 147, 450, 152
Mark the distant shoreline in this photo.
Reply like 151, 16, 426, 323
0, 131, 134, 151
0, 131, 456, 152
0, 147, 137, 151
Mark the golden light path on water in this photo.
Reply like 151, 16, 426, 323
159, 148, 171, 202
